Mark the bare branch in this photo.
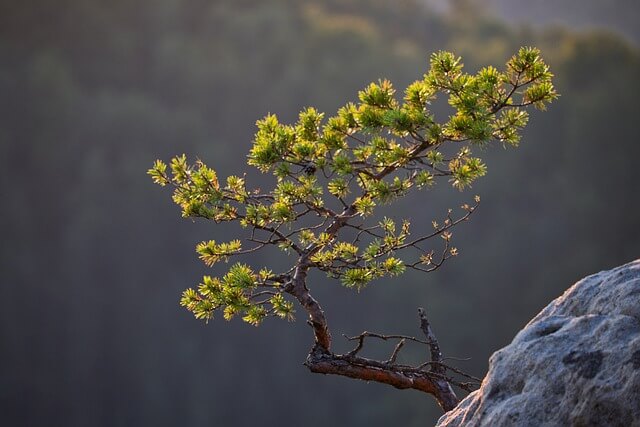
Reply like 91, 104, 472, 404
395, 204, 476, 251
418, 307, 459, 411
303, 307, 475, 412
387, 339, 405, 365
344, 331, 431, 346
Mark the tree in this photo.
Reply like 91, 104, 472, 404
148, 47, 556, 413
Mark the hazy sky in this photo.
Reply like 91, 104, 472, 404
424, 0, 640, 44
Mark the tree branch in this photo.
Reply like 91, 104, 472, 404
418, 307, 459, 411
285, 263, 332, 350
301, 307, 467, 412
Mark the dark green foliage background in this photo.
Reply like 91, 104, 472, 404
1, 1, 638, 426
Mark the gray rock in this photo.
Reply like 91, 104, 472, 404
436, 259, 640, 427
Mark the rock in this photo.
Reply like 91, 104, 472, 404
436, 260, 640, 427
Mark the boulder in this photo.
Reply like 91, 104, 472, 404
436, 259, 640, 427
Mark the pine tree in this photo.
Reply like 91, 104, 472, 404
149, 47, 556, 412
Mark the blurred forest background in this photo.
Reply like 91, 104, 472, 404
1, 0, 639, 426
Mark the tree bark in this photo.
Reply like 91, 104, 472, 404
285, 251, 461, 413
286, 263, 332, 350
305, 346, 459, 412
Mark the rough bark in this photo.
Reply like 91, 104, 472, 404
418, 307, 459, 411
287, 269, 462, 413
305, 345, 460, 412
286, 263, 332, 350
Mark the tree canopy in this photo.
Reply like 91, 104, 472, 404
150, 46, 556, 411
